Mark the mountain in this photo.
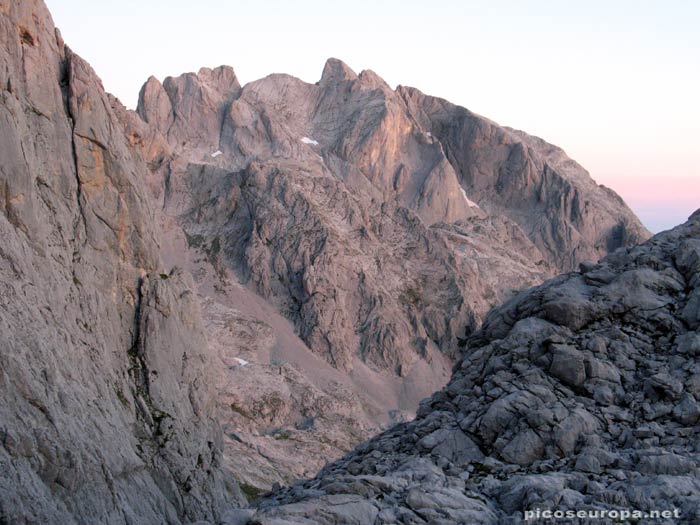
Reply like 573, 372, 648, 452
0, 0, 654, 522
132, 59, 650, 377
127, 58, 648, 487
253, 209, 700, 524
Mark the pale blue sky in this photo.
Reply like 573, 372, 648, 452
46, 0, 699, 232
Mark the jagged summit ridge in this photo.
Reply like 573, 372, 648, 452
138, 57, 649, 263
130, 56, 650, 380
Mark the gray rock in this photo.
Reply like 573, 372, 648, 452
637, 454, 698, 475
574, 454, 602, 474
501, 429, 545, 466
646, 373, 684, 401
220, 508, 256, 525
676, 332, 700, 356
673, 395, 700, 425
0, 2, 239, 523
549, 344, 587, 387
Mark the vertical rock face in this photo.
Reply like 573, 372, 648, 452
398, 86, 650, 270
253, 210, 700, 524
0, 1, 239, 523
138, 66, 241, 156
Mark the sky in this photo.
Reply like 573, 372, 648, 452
46, 0, 699, 233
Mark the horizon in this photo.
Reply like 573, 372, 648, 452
45, 0, 699, 233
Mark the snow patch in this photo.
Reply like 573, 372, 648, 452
301, 137, 319, 145
426, 132, 432, 137
211, 150, 223, 158
459, 187, 480, 208
234, 357, 250, 367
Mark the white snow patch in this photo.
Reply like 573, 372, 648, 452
301, 137, 319, 145
234, 357, 250, 367
211, 150, 223, 158
426, 132, 432, 137
459, 187, 480, 208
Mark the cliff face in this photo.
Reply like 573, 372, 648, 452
0, 2, 241, 523
398, 86, 650, 271
254, 209, 700, 524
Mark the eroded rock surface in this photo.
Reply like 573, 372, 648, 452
0, 2, 240, 523
253, 210, 700, 524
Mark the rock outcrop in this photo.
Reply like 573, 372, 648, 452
0, 1, 240, 523
398, 87, 650, 271
253, 209, 700, 524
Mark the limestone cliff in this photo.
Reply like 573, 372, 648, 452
0, 2, 241, 523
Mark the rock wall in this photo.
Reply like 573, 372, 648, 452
0, 1, 241, 523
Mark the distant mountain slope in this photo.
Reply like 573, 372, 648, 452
135, 58, 649, 376
126, 58, 650, 491
398, 86, 650, 270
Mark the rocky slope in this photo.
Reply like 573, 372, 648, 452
0, 1, 241, 523
253, 209, 700, 524
398, 87, 647, 272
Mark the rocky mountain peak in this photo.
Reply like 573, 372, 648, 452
320, 57, 359, 85
137, 64, 241, 155
137, 75, 172, 131
357, 68, 392, 90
